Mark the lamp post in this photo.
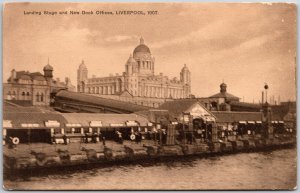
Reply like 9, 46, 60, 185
262, 83, 273, 139
264, 83, 269, 104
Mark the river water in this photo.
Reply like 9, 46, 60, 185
4, 148, 297, 190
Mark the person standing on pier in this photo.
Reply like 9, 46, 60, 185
98, 131, 103, 142
102, 137, 106, 146
63, 135, 68, 145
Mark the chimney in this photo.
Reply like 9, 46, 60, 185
11, 69, 17, 80
261, 91, 264, 104
65, 77, 70, 84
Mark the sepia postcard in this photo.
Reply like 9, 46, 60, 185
2, 2, 297, 190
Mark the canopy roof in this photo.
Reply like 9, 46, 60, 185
212, 111, 284, 123
55, 90, 150, 113
61, 113, 149, 127
3, 110, 150, 129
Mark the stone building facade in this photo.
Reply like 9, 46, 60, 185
77, 37, 191, 107
3, 61, 75, 106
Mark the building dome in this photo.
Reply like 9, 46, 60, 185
133, 37, 151, 56
126, 54, 137, 64
220, 82, 227, 88
43, 58, 53, 71
133, 44, 151, 54
43, 64, 53, 71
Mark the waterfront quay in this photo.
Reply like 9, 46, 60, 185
4, 130, 295, 173
3, 94, 296, 174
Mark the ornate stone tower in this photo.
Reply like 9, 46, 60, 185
124, 54, 139, 96
133, 37, 155, 76
43, 58, 53, 81
180, 64, 191, 97
77, 60, 88, 93
125, 54, 138, 76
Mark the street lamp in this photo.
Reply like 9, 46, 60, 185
264, 83, 269, 104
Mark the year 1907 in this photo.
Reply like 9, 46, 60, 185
147, 11, 158, 15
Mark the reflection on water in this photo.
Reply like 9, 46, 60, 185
4, 148, 297, 190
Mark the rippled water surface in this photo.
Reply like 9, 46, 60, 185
4, 148, 297, 190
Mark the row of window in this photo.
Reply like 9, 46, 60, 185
142, 87, 186, 98
88, 85, 118, 95
89, 78, 120, 83
86, 85, 187, 99
36, 92, 45, 102
7, 91, 30, 100
137, 61, 153, 69
18, 79, 47, 85
6, 91, 45, 102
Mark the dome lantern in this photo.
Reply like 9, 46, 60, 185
140, 37, 144, 44
220, 82, 227, 93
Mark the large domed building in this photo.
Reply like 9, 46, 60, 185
77, 37, 191, 107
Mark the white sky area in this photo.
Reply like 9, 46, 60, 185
3, 3, 296, 103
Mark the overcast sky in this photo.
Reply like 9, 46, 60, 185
3, 3, 296, 103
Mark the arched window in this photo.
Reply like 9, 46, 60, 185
7, 91, 11, 100
41, 93, 44, 102
36, 92, 40, 102
12, 91, 16, 100
26, 92, 30, 100
211, 101, 218, 110
22, 92, 25, 100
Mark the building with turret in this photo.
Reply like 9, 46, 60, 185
77, 37, 191, 107
3, 60, 75, 106
197, 82, 240, 111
